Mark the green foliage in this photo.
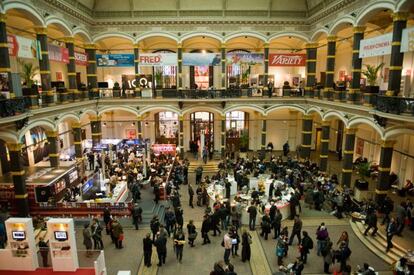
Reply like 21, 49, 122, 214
240, 130, 249, 150
362, 63, 384, 86
19, 60, 38, 86
113, 81, 120, 89
356, 161, 371, 181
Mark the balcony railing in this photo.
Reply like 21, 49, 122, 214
375, 95, 414, 116
0, 97, 28, 117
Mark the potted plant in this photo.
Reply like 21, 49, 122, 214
112, 81, 121, 97
240, 67, 250, 89
355, 161, 371, 190
239, 130, 249, 152
155, 71, 163, 89
362, 63, 384, 93
19, 60, 39, 96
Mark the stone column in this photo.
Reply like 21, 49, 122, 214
64, 37, 78, 102
376, 140, 395, 200
35, 26, 54, 106
8, 143, 29, 217
348, 26, 365, 104
90, 115, 102, 148
386, 12, 408, 96
46, 130, 60, 167
261, 118, 267, 150
134, 44, 140, 97
221, 43, 226, 90
319, 121, 330, 172
0, 13, 14, 97
305, 43, 318, 97
177, 43, 183, 90
263, 43, 269, 93
137, 115, 143, 140
179, 115, 184, 158
341, 128, 356, 187
85, 44, 98, 98
300, 114, 313, 159
221, 115, 226, 156
324, 36, 337, 101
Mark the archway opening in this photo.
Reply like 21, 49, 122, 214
190, 112, 214, 154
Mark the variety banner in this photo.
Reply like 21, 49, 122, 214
7, 34, 38, 59
269, 53, 306, 66
182, 53, 221, 66
96, 54, 134, 67
226, 53, 264, 65
359, 33, 392, 58
401, 26, 414, 53
139, 53, 177, 66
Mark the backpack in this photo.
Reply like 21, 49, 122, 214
276, 245, 284, 257
307, 237, 314, 249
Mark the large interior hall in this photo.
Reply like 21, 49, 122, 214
0, 0, 414, 275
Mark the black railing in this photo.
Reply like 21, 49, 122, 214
374, 95, 414, 116
0, 97, 28, 117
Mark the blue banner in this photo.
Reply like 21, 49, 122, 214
96, 54, 134, 67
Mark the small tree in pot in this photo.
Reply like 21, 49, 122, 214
355, 161, 371, 190
362, 63, 384, 93
19, 60, 39, 95
112, 81, 121, 97
239, 130, 249, 152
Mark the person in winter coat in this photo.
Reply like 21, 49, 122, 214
289, 215, 302, 245
111, 219, 124, 249
150, 215, 161, 242
91, 218, 104, 250
131, 203, 142, 230
187, 220, 197, 247
299, 231, 313, 264
154, 233, 167, 267
201, 215, 211, 244
260, 213, 271, 240
321, 239, 333, 274
276, 236, 286, 266
364, 210, 378, 236
316, 223, 329, 256
230, 226, 240, 256
103, 207, 111, 235
83, 223, 93, 257
143, 233, 153, 267
241, 230, 251, 262
272, 209, 283, 239
173, 229, 185, 263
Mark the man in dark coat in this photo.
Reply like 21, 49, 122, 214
154, 234, 167, 267
289, 215, 302, 245
225, 179, 231, 199
272, 208, 283, 239
364, 210, 378, 236
188, 184, 194, 208
131, 203, 142, 230
143, 233, 153, 267
247, 203, 257, 231
153, 184, 160, 204
201, 215, 211, 244
299, 231, 313, 264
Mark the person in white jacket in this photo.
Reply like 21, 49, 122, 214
223, 231, 233, 264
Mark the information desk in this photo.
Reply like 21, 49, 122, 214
83, 181, 129, 204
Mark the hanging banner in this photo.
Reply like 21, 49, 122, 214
7, 34, 38, 59
359, 33, 392, 58
182, 53, 221, 66
139, 53, 178, 66
401, 26, 414, 53
74, 51, 88, 66
96, 54, 134, 67
269, 53, 306, 66
226, 53, 264, 65
48, 44, 69, 63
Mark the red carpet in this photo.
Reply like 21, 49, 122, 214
0, 269, 95, 275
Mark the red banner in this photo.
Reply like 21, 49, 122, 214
269, 53, 306, 67
75, 51, 88, 66
48, 44, 69, 63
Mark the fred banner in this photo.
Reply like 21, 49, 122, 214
139, 53, 177, 66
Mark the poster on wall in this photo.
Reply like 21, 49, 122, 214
139, 53, 178, 66
125, 129, 137, 139
383, 67, 389, 83
0, 73, 9, 91
339, 71, 346, 81
359, 33, 392, 58
56, 72, 63, 81
48, 44, 69, 63
401, 26, 414, 53
96, 54, 134, 67
121, 74, 153, 89
269, 53, 306, 66
356, 138, 364, 156
226, 53, 264, 65
75, 52, 88, 66
182, 53, 221, 66
7, 34, 38, 59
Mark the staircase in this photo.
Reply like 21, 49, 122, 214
350, 220, 407, 265
188, 161, 220, 173
141, 202, 166, 226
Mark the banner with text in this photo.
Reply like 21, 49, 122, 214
269, 53, 306, 66
7, 34, 38, 59
359, 33, 392, 58
96, 54, 134, 67
121, 74, 153, 89
139, 53, 178, 66
182, 53, 221, 66
75, 51, 88, 66
401, 26, 414, 53
226, 53, 264, 65
48, 44, 69, 63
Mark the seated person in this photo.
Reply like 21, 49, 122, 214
251, 188, 260, 201
358, 263, 376, 275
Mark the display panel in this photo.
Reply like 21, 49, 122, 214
12, 231, 26, 240
68, 170, 78, 184
54, 231, 68, 241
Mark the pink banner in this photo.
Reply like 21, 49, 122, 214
269, 53, 306, 67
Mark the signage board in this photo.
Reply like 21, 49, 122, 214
139, 53, 177, 66
269, 53, 306, 66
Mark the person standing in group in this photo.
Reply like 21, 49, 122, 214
143, 233, 153, 267
272, 208, 283, 239
111, 219, 124, 249
230, 226, 240, 257
188, 184, 194, 208
386, 217, 398, 252
260, 213, 271, 240
241, 230, 251, 262
247, 202, 257, 231
299, 231, 313, 264
91, 218, 104, 250
174, 229, 186, 263
38, 237, 49, 267
154, 232, 167, 267
201, 214, 211, 245
321, 239, 333, 274
164, 207, 176, 237
289, 215, 302, 245
103, 207, 111, 235
316, 222, 329, 256
187, 220, 197, 247
195, 166, 203, 185
223, 230, 232, 264
131, 203, 142, 230
153, 183, 160, 204
150, 215, 161, 242
83, 223, 93, 257
276, 236, 286, 266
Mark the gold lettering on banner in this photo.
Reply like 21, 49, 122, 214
408, 29, 414, 52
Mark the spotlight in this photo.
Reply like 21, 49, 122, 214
145, 122, 149, 126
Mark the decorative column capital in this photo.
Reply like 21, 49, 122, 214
327, 35, 337, 42
353, 26, 366, 34
7, 143, 23, 152
303, 114, 313, 120
321, 120, 330, 126
84, 43, 97, 49
63, 36, 75, 44
264, 42, 269, 48
220, 43, 226, 49
71, 122, 81, 128
177, 43, 182, 49
136, 115, 142, 121
392, 12, 409, 22
34, 26, 48, 35
133, 43, 139, 49
0, 13, 7, 23
345, 127, 357, 134
46, 130, 59, 138
305, 42, 318, 49
89, 115, 101, 121
381, 139, 396, 148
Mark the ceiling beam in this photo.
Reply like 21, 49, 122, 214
92, 0, 97, 10
268, 0, 272, 17
176, 0, 180, 17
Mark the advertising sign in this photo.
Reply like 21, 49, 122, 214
75, 51, 88, 66
139, 53, 177, 66
359, 33, 392, 58
7, 34, 38, 59
182, 53, 221, 66
401, 26, 414, 53
269, 53, 306, 66
96, 54, 134, 67
226, 53, 264, 65
48, 44, 69, 63
121, 74, 153, 89
152, 144, 176, 154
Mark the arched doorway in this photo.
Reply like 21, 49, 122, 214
155, 111, 179, 144
190, 112, 214, 149
225, 111, 249, 151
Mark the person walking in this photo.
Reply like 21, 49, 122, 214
187, 220, 197, 247
316, 222, 329, 256
247, 202, 257, 231
103, 207, 111, 235
272, 208, 283, 239
202, 147, 208, 164
195, 166, 203, 185
91, 218, 104, 250
164, 207, 176, 237
276, 236, 286, 266
260, 213, 271, 240
83, 223, 93, 257
188, 184, 194, 208
299, 231, 313, 264
143, 233, 153, 267
201, 214, 211, 245
364, 210, 378, 236
174, 229, 185, 263
153, 183, 160, 204
154, 233, 167, 267
241, 230, 251, 262
150, 215, 161, 242
289, 215, 302, 245
223, 230, 232, 264
386, 217, 398, 252
321, 239, 333, 274
131, 203, 142, 230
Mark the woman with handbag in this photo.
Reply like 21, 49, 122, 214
187, 220, 197, 247
241, 230, 251, 262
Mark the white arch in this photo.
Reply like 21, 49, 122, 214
322, 110, 349, 126
306, 107, 324, 120
224, 105, 265, 115
136, 32, 179, 43
56, 113, 80, 126
73, 27, 92, 43
45, 16, 73, 37
3, 0, 45, 26
139, 106, 181, 116
0, 130, 19, 143
397, 0, 414, 11
310, 28, 329, 42
179, 31, 223, 43
384, 127, 414, 140
347, 116, 385, 139
79, 108, 97, 122
181, 106, 223, 116
268, 32, 310, 43
18, 119, 55, 141
92, 32, 135, 43
225, 31, 268, 43
98, 106, 139, 117
356, 0, 396, 26
264, 105, 306, 116
328, 16, 355, 35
